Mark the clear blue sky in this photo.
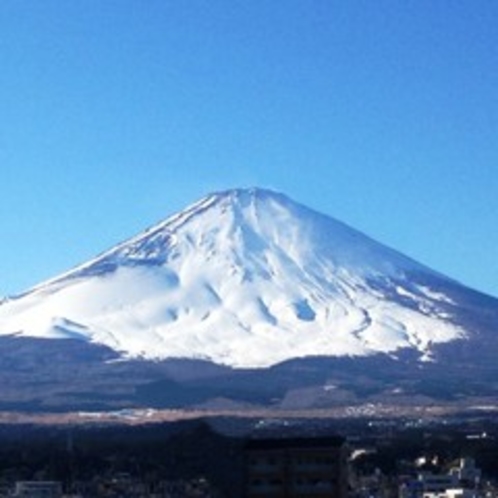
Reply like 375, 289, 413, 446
1, 1, 497, 297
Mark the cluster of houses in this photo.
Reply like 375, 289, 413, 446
3, 476, 219, 497
399, 458, 482, 498
352, 456, 489, 498
1, 434, 496, 498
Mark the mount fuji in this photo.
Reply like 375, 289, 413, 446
1, 188, 497, 412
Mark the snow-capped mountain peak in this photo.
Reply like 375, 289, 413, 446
0, 188, 465, 367
52, 187, 437, 282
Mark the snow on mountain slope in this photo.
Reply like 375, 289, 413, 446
0, 188, 465, 367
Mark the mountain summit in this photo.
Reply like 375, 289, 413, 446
0, 188, 474, 368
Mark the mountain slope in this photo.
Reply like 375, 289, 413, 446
0, 188, 476, 368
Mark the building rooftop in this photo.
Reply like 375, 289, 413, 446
245, 435, 345, 450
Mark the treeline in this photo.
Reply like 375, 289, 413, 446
0, 420, 245, 496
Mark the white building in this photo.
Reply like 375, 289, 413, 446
13, 481, 62, 498
424, 488, 479, 498
400, 458, 483, 498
